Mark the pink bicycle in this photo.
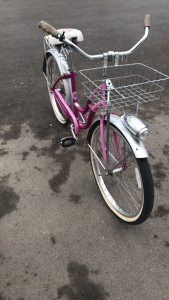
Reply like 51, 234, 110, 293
39, 15, 168, 224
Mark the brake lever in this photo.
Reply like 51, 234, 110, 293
59, 31, 65, 42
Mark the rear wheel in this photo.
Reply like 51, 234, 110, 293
46, 54, 67, 125
89, 122, 154, 224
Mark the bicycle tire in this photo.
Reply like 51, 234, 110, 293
89, 121, 154, 225
46, 54, 67, 125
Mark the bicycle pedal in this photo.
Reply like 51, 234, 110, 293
61, 136, 76, 147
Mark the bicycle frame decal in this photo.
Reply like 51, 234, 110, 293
72, 91, 77, 100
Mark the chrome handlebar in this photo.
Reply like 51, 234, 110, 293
62, 26, 149, 61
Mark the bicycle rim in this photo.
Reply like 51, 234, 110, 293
46, 55, 67, 125
90, 124, 150, 223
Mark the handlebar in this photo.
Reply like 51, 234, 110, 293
144, 14, 150, 28
39, 21, 60, 38
39, 14, 150, 61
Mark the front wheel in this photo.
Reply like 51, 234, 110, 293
89, 122, 154, 225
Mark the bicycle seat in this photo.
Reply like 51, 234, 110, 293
47, 28, 84, 45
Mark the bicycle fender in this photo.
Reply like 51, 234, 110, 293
87, 115, 148, 158
43, 49, 73, 110
44, 49, 70, 74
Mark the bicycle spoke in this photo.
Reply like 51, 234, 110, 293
91, 124, 145, 218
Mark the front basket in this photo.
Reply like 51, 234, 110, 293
79, 63, 169, 111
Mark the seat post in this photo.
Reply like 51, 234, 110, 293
68, 45, 74, 72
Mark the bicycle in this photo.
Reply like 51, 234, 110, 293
38, 15, 169, 225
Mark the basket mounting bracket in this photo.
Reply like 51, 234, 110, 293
114, 52, 119, 66
102, 53, 108, 78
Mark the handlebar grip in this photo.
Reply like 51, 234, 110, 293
144, 14, 150, 28
38, 21, 60, 38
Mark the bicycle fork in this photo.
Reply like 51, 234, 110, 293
100, 112, 110, 175
100, 112, 126, 175
100, 79, 113, 175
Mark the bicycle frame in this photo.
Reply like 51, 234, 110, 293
51, 71, 115, 169
45, 22, 151, 172
39, 16, 157, 224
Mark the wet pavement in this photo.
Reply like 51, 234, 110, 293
0, 0, 169, 299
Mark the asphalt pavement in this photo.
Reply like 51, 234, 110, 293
0, 0, 169, 299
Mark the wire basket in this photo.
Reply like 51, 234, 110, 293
79, 63, 169, 111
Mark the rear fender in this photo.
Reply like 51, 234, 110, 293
86, 115, 148, 158
43, 49, 73, 110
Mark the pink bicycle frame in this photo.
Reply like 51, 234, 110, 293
51, 72, 103, 133
51, 71, 123, 170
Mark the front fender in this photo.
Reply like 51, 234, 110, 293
86, 115, 148, 158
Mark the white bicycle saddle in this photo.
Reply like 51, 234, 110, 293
47, 28, 84, 45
